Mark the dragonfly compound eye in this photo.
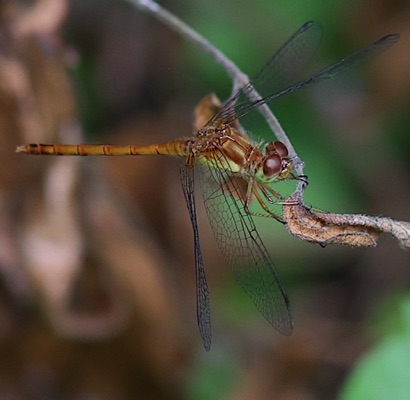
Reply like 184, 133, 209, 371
273, 141, 288, 158
265, 141, 289, 158
263, 154, 282, 177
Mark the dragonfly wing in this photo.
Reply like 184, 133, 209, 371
241, 33, 400, 116
210, 22, 398, 126
198, 152, 293, 335
210, 21, 323, 126
180, 164, 212, 351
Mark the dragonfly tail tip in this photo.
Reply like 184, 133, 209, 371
15, 145, 27, 153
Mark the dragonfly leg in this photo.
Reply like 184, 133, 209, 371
248, 209, 285, 223
293, 173, 309, 188
261, 184, 285, 202
299, 175, 309, 186
251, 184, 285, 222
243, 176, 255, 213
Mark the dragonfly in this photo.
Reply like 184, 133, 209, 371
17, 21, 399, 351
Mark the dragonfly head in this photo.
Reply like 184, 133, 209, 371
257, 141, 293, 182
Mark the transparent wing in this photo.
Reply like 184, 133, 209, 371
210, 20, 323, 126
198, 151, 293, 335
232, 33, 399, 120
210, 22, 398, 126
180, 165, 212, 351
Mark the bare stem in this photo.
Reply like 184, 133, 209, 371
318, 212, 410, 249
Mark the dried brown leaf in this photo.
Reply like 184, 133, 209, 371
283, 192, 410, 249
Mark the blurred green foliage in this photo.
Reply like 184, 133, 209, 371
339, 294, 410, 400
187, 350, 241, 400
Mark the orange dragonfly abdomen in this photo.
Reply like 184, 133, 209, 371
16, 140, 190, 158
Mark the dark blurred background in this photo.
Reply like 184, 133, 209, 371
1, 0, 409, 399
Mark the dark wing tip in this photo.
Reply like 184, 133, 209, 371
299, 20, 320, 33
280, 319, 294, 336
203, 338, 211, 352
379, 33, 400, 45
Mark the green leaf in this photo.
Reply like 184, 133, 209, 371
339, 295, 410, 400
339, 336, 410, 400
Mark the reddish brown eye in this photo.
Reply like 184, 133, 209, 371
263, 154, 282, 177
273, 141, 288, 158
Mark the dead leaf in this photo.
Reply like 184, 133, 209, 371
283, 192, 410, 249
